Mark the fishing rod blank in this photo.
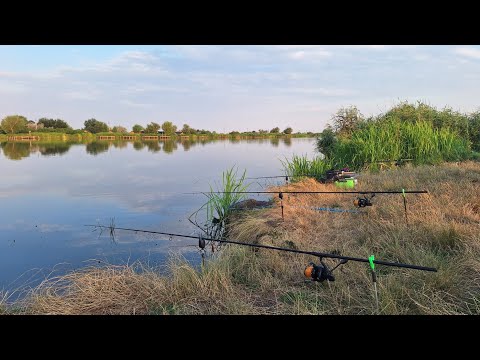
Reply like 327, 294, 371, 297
186, 190, 428, 195
84, 224, 437, 273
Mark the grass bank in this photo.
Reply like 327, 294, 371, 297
2, 161, 479, 314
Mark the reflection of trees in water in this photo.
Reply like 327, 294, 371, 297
38, 142, 72, 156
1, 137, 299, 160
282, 137, 292, 146
162, 140, 178, 154
181, 139, 194, 151
112, 141, 128, 149
0, 142, 32, 160
200, 139, 212, 146
86, 141, 110, 155
145, 141, 161, 153
133, 141, 146, 151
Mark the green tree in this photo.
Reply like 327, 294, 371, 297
38, 118, 70, 129
38, 118, 56, 128
132, 124, 144, 133
112, 126, 127, 133
332, 106, 363, 136
1, 115, 28, 134
316, 126, 337, 157
270, 127, 280, 134
182, 123, 192, 134
162, 121, 177, 136
283, 127, 293, 134
470, 111, 480, 151
84, 119, 109, 134
145, 122, 161, 134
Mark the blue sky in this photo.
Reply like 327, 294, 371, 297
0, 45, 479, 132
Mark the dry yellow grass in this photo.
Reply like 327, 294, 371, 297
6, 161, 480, 315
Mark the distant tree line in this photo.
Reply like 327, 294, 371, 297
0, 115, 300, 137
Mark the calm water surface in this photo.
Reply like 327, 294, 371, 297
0, 138, 316, 292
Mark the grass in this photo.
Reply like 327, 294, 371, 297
331, 120, 471, 170
202, 166, 250, 239
2, 161, 479, 315
282, 154, 335, 181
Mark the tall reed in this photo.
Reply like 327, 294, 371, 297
282, 155, 335, 181
204, 166, 250, 238
331, 120, 470, 170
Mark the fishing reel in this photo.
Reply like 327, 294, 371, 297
322, 168, 357, 184
304, 261, 335, 282
304, 258, 349, 282
354, 193, 375, 208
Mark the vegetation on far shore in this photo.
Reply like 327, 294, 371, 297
0, 116, 311, 140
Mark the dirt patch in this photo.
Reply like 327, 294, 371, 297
232, 198, 273, 210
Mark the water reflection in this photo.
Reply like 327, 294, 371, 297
39, 142, 73, 156
282, 137, 292, 146
86, 141, 110, 155
162, 140, 178, 154
0, 137, 299, 161
112, 141, 128, 149
0, 137, 316, 290
145, 140, 161, 153
1, 142, 33, 160
133, 141, 145, 151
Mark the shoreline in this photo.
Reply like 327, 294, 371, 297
2, 161, 479, 315
0, 133, 317, 142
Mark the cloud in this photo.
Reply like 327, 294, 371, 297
454, 47, 480, 59
288, 50, 331, 60
63, 91, 100, 100
120, 100, 153, 108
37, 223, 73, 233
339, 45, 388, 50
1, 45, 480, 131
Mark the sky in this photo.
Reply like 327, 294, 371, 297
0, 45, 479, 132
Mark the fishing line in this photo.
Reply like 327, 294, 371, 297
84, 224, 437, 273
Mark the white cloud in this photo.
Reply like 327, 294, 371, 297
279, 87, 355, 96
287, 48, 332, 60
120, 100, 153, 108
63, 91, 100, 100
339, 45, 388, 50
37, 223, 73, 233
454, 47, 480, 59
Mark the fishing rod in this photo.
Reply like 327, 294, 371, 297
245, 175, 290, 180
185, 190, 428, 195
245, 170, 357, 181
363, 158, 413, 165
85, 224, 437, 282
187, 190, 426, 221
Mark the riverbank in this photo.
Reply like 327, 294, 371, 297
2, 161, 479, 314
0, 132, 316, 142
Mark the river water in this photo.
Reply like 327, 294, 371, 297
0, 137, 316, 293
